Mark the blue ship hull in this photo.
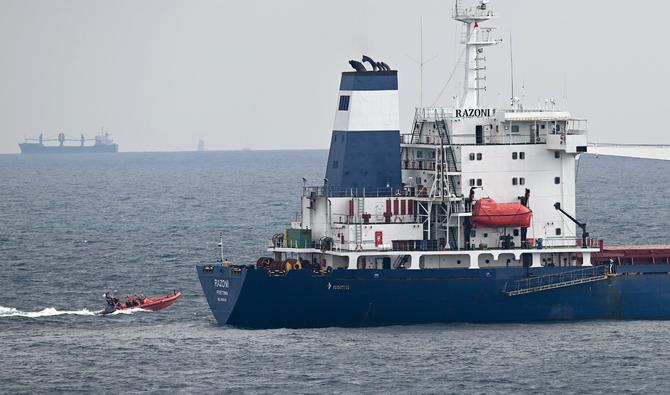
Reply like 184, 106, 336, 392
197, 264, 670, 328
19, 143, 118, 154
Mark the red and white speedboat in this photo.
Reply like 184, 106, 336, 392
100, 291, 181, 315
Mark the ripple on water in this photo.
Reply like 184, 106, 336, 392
1, 152, 670, 393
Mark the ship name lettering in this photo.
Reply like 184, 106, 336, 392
214, 279, 230, 289
455, 108, 494, 118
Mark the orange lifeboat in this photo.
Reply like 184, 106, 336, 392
471, 197, 531, 228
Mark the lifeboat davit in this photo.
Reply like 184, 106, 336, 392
471, 197, 531, 228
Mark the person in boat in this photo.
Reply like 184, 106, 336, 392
132, 294, 140, 307
138, 293, 146, 304
125, 296, 132, 308
103, 292, 117, 314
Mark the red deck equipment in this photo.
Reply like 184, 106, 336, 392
471, 197, 532, 228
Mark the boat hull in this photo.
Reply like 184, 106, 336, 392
139, 291, 182, 311
197, 264, 670, 328
100, 291, 181, 315
19, 143, 118, 154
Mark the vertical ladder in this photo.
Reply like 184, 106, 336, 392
355, 197, 364, 251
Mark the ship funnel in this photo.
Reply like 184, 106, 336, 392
324, 59, 401, 195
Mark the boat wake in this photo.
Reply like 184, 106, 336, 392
105, 307, 147, 315
0, 305, 146, 318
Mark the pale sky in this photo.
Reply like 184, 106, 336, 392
1, 0, 668, 153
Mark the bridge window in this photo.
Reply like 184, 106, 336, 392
519, 152, 525, 160
476, 179, 482, 186
519, 177, 525, 185
511, 125, 520, 134
512, 177, 518, 185
338, 95, 350, 111
476, 153, 482, 160
513, 229, 519, 236
554, 177, 561, 184
555, 151, 561, 159
469, 153, 475, 160
512, 152, 518, 160
556, 228, 562, 236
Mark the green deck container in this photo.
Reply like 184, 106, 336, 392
286, 228, 312, 248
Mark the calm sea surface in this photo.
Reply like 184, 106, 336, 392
1, 151, 669, 394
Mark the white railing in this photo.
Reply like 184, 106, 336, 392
453, 4, 493, 20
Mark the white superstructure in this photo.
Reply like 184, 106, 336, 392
269, 0, 598, 272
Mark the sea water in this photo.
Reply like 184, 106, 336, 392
1, 151, 669, 394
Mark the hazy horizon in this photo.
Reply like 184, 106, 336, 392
2, 0, 669, 154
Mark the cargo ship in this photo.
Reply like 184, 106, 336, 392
19, 132, 118, 154
197, 0, 670, 328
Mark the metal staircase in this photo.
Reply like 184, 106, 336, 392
392, 255, 410, 269
503, 266, 609, 296
404, 108, 463, 243
434, 115, 460, 195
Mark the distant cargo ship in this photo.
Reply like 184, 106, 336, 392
19, 132, 118, 154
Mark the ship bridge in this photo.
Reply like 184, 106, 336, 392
269, 0, 595, 274
399, 105, 587, 246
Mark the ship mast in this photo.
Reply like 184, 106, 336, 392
453, 0, 501, 108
